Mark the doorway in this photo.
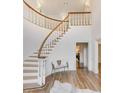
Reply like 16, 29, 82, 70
76, 43, 88, 69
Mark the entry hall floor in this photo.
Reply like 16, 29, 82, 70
24, 68, 101, 93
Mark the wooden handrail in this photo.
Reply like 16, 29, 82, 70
69, 12, 91, 14
24, 1, 92, 58
38, 12, 92, 58
38, 14, 69, 58
23, 0, 62, 22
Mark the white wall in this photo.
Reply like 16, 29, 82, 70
98, 44, 101, 63
91, 0, 101, 39
23, 0, 101, 76
23, 19, 50, 59
45, 26, 95, 76
90, 0, 101, 73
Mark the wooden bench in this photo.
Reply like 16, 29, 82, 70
51, 60, 69, 74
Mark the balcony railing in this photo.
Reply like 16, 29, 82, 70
69, 12, 91, 26
23, 0, 62, 30
23, 0, 91, 30
38, 12, 91, 58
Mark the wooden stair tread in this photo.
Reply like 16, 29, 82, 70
38, 56, 47, 59
23, 70, 38, 73
43, 46, 55, 48
23, 83, 40, 89
34, 52, 51, 54
41, 52, 50, 54
23, 64, 38, 67
23, 76, 37, 80
29, 55, 46, 58
29, 56, 38, 58
24, 59, 38, 62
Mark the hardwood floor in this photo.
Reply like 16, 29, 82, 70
23, 68, 101, 93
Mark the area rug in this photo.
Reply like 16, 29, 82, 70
50, 80, 100, 93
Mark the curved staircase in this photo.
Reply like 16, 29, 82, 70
23, 0, 91, 90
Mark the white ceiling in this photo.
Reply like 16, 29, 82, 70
29, 0, 90, 20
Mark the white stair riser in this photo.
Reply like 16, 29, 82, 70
23, 73, 37, 76
23, 62, 38, 65
23, 79, 37, 84
25, 57, 38, 60
23, 67, 38, 70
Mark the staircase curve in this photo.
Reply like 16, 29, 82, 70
23, 0, 91, 90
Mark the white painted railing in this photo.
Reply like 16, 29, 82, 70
23, 0, 62, 30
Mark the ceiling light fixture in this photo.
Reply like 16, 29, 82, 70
37, 0, 43, 12
82, 0, 91, 12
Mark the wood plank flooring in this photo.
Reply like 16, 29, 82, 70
23, 68, 101, 93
